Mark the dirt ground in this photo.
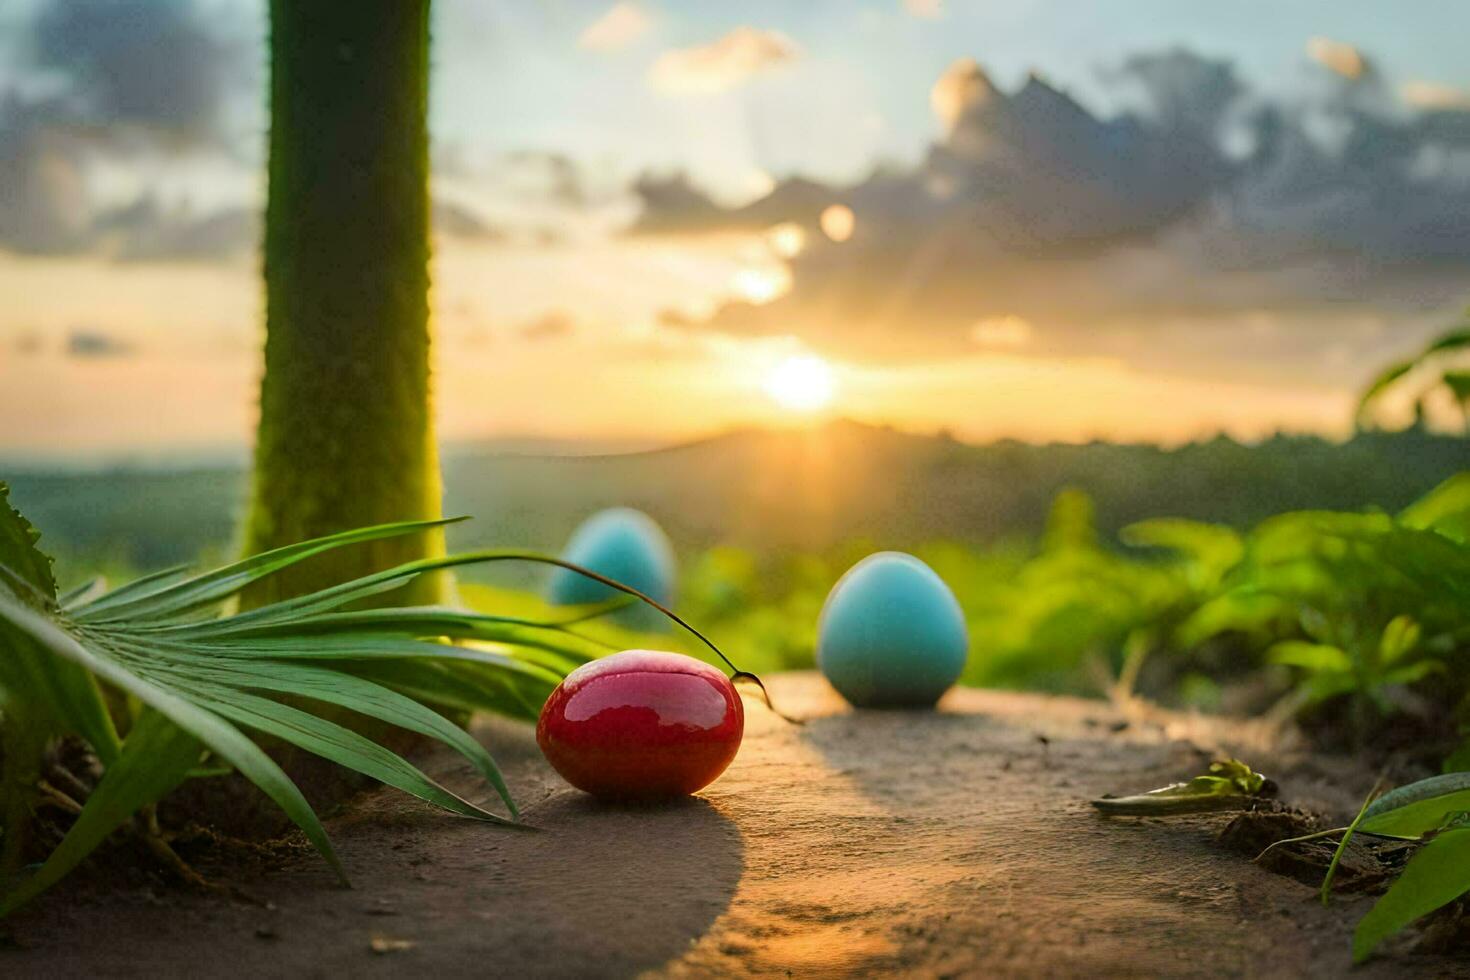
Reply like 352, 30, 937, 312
4, 672, 1467, 978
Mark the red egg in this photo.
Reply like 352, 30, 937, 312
536, 650, 744, 800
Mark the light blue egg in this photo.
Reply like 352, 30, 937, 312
546, 508, 676, 628
817, 552, 968, 707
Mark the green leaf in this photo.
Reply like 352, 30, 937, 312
1267, 641, 1351, 673
1357, 360, 1415, 420
1400, 473, 1470, 535
192, 632, 571, 679
190, 688, 515, 826
1378, 615, 1421, 664
0, 482, 57, 603
1092, 759, 1271, 815
0, 489, 121, 764
0, 709, 200, 915
1361, 772, 1470, 839
181, 659, 520, 820
355, 658, 553, 724
1443, 371, 1470, 404
1121, 519, 1242, 562
75, 517, 466, 623
62, 564, 192, 612
57, 576, 107, 608
1354, 828, 1470, 961
1423, 326, 1470, 357
0, 590, 344, 893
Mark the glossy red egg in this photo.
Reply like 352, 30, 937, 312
536, 650, 744, 800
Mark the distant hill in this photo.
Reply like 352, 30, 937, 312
7, 421, 1469, 582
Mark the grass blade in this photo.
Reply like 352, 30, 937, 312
1321, 777, 1384, 904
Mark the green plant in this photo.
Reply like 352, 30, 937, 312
952, 491, 1232, 693
0, 483, 635, 916
1176, 474, 1470, 739
1266, 773, 1470, 960
1359, 315, 1470, 433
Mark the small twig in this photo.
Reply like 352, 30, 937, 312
134, 805, 243, 898
46, 761, 94, 802
35, 781, 83, 816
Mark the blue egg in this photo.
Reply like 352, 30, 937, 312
546, 508, 676, 628
817, 552, 968, 707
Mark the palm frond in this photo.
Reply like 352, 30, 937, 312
0, 508, 724, 916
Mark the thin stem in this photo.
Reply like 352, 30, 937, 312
1321, 775, 1387, 905
1255, 826, 1352, 861
462, 554, 802, 723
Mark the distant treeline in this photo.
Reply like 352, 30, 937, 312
8, 422, 1469, 583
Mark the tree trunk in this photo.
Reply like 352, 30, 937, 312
245, 0, 444, 607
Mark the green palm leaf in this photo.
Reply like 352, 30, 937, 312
1, 510, 740, 918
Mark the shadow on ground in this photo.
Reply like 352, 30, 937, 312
3, 715, 745, 979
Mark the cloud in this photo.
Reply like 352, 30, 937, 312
930, 58, 997, 134
1402, 80, 1470, 111
433, 198, 508, 240
648, 27, 799, 96
650, 47, 1470, 382
67, 328, 135, 358
0, 115, 92, 254
629, 171, 842, 234
88, 194, 254, 261
497, 150, 589, 207
902, 0, 946, 19
32, 0, 249, 143
0, 0, 254, 258
517, 311, 576, 342
1306, 36, 1368, 81
579, 2, 652, 52
970, 316, 1032, 349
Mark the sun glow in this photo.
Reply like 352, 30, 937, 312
764, 354, 837, 413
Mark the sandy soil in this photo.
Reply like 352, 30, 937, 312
4, 672, 1467, 978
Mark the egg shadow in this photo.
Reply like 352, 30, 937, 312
462, 789, 743, 977
797, 696, 1010, 809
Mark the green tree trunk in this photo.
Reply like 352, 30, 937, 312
245, 0, 444, 606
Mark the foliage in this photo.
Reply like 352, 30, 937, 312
1177, 476, 1470, 736
1091, 758, 1272, 815
15, 456, 1470, 956
1286, 772, 1470, 960
12, 426, 1470, 580
0, 484, 643, 916
1359, 314, 1470, 432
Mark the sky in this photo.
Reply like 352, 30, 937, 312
3, 0, 1470, 459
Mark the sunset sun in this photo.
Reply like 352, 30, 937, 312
764, 354, 837, 413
